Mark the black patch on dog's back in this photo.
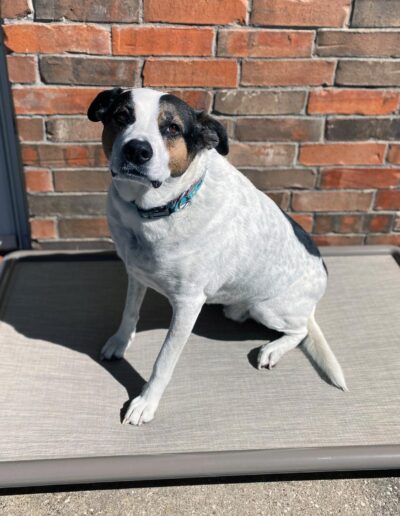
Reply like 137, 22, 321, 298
280, 208, 329, 275
282, 210, 320, 257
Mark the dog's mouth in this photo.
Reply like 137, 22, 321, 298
111, 167, 162, 189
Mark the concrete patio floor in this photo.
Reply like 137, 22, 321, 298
1, 475, 399, 515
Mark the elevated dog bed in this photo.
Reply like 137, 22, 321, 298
0, 246, 399, 488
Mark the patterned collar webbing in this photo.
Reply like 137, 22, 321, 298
131, 176, 205, 219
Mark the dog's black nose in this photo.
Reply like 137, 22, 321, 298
123, 139, 153, 165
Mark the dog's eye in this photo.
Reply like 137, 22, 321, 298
114, 110, 132, 125
166, 123, 181, 136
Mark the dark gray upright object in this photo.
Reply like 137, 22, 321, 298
0, 30, 31, 251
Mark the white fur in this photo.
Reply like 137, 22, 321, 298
101, 88, 347, 426
110, 89, 171, 194
302, 308, 348, 391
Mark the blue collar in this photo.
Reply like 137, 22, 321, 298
131, 176, 204, 219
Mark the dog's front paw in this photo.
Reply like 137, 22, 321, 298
100, 333, 132, 361
123, 393, 158, 426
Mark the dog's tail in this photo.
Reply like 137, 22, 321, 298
302, 310, 348, 391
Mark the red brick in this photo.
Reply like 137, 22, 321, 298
6, 55, 36, 83
312, 235, 364, 246
292, 191, 373, 211
364, 214, 393, 233
2, 0, 32, 18
16, 118, 44, 142
53, 169, 110, 192
143, 59, 238, 88
290, 213, 314, 232
299, 143, 385, 166
251, 0, 351, 27
308, 89, 400, 115
167, 90, 212, 111
58, 218, 109, 238
21, 144, 107, 168
30, 218, 57, 240
144, 0, 247, 24
3, 24, 110, 54
229, 143, 295, 168
387, 145, 400, 164
24, 169, 53, 192
314, 214, 364, 233
113, 27, 213, 56
336, 215, 364, 233
375, 191, 400, 210
218, 29, 313, 58
241, 60, 335, 87
314, 214, 335, 233
12, 87, 102, 115
320, 168, 400, 189
366, 234, 400, 245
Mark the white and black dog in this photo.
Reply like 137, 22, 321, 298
88, 87, 347, 426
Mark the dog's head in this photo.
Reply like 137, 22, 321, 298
87, 88, 228, 189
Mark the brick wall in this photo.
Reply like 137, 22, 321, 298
2, 0, 400, 249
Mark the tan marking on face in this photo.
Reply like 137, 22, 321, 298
166, 136, 191, 177
158, 102, 192, 177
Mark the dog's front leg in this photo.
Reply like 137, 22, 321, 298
123, 295, 205, 425
100, 275, 147, 360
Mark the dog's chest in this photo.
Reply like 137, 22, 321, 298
110, 209, 198, 295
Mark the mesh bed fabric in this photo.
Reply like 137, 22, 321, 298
0, 253, 399, 462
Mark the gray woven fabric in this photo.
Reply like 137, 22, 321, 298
0, 254, 399, 462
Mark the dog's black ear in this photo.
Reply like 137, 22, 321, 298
195, 111, 229, 156
87, 88, 123, 123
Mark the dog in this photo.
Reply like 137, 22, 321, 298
87, 87, 347, 426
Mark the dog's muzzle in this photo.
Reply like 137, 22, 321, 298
123, 139, 153, 166
113, 139, 162, 188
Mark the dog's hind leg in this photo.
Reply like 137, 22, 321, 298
257, 329, 307, 370
100, 275, 147, 360
249, 299, 309, 370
